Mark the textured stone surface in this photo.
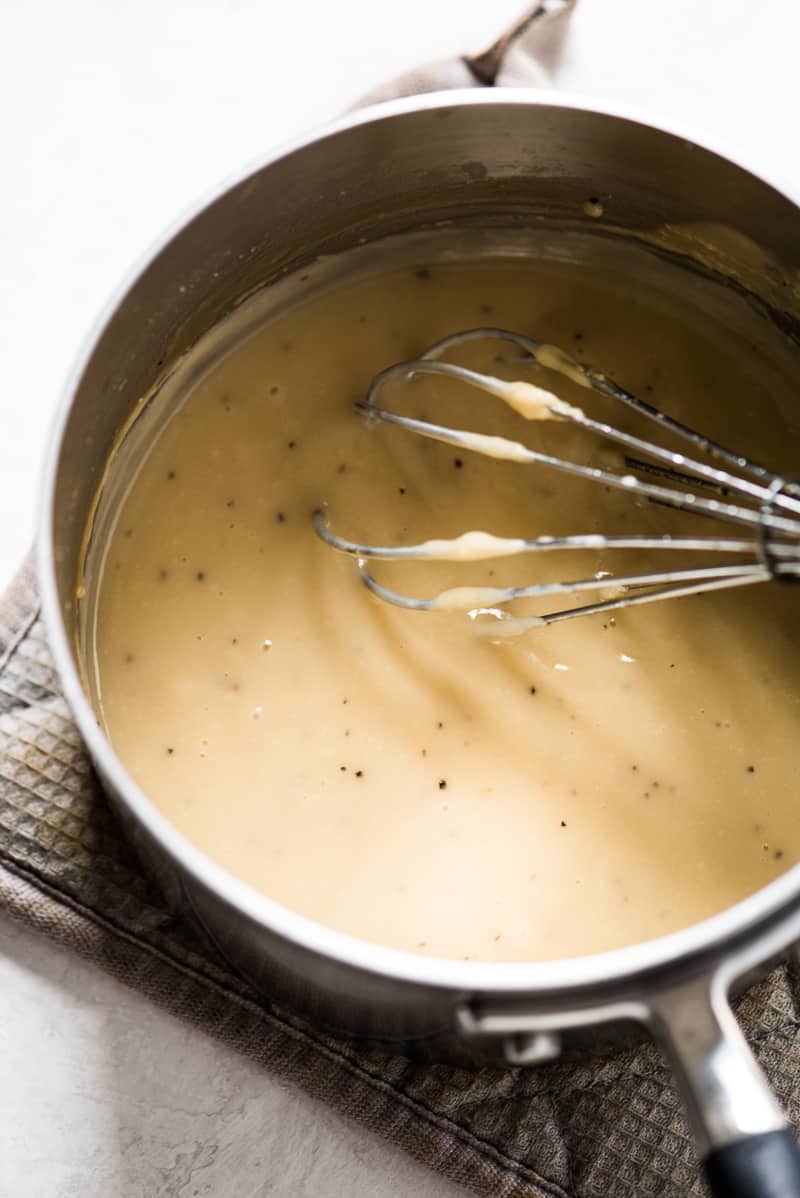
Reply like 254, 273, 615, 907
0, 913, 469, 1198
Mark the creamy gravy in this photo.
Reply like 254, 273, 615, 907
90, 252, 800, 962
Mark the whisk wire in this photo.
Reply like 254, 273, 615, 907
416, 328, 800, 509
354, 401, 800, 540
315, 327, 800, 629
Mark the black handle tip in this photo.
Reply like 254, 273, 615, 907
704, 1129, 800, 1198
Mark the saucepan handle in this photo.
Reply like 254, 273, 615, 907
457, 965, 800, 1196
351, 0, 578, 108
649, 974, 800, 1198
704, 1131, 800, 1198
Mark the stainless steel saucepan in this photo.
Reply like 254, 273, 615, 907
39, 76, 800, 1198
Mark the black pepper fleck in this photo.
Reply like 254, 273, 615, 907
166, 747, 174, 755
196, 571, 206, 582
398, 487, 406, 495
529, 686, 537, 695
167, 470, 176, 481
355, 770, 363, 778
415, 268, 431, 281
226, 498, 236, 509
158, 568, 168, 581
288, 440, 296, 449
438, 779, 447, 790
746, 765, 755, 773
453, 458, 463, 469
275, 512, 287, 523
270, 386, 279, 396
560, 820, 567, 827
775, 850, 785, 860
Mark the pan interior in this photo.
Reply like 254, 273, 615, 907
78, 223, 800, 964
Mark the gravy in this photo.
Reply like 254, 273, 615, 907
90, 250, 800, 961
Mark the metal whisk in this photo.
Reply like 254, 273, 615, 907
313, 328, 800, 632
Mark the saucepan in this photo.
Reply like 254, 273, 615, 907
38, 72, 800, 1198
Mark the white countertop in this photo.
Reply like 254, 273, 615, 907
2, 1, 800, 1193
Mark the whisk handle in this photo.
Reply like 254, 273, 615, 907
704, 1129, 800, 1198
